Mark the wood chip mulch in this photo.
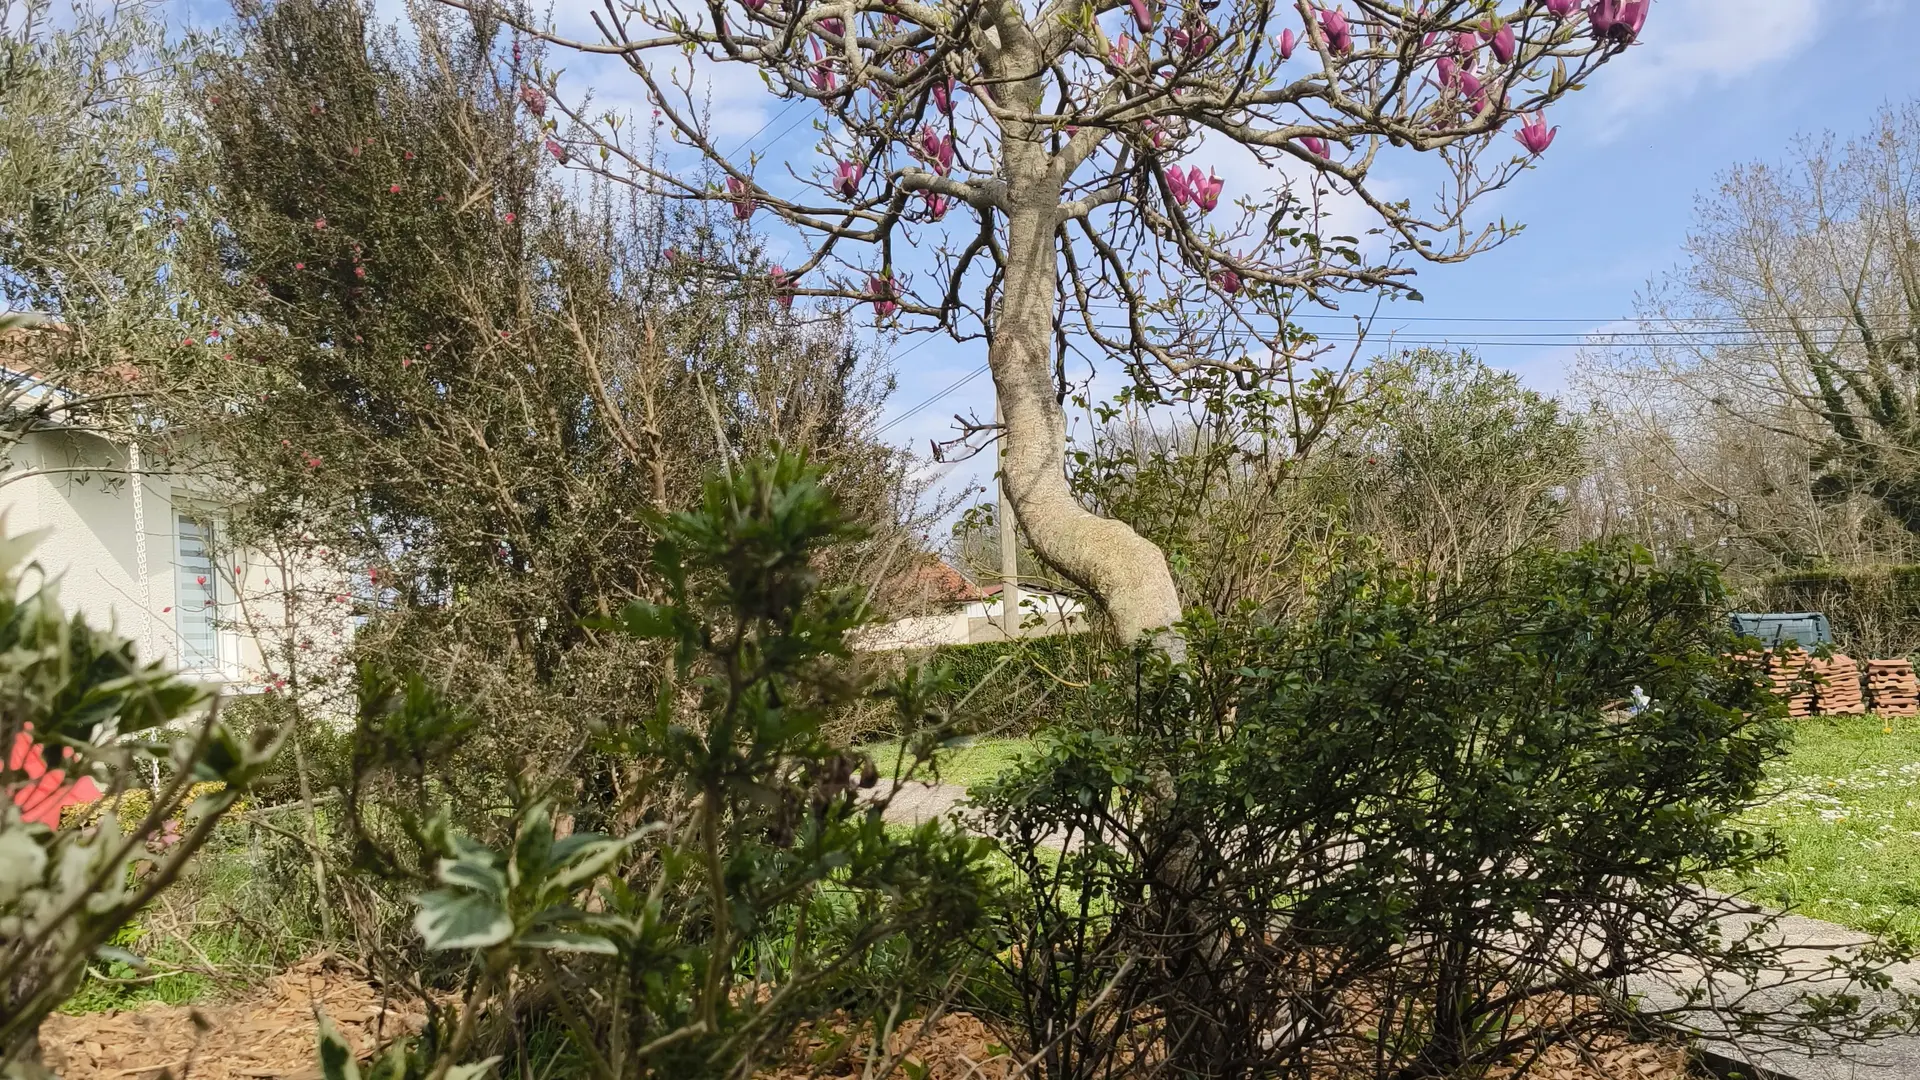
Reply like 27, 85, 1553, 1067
39, 961, 1692, 1080
39, 954, 424, 1080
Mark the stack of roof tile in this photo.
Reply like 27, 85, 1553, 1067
1766, 649, 1818, 717
1811, 654, 1865, 715
1868, 659, 1919, 717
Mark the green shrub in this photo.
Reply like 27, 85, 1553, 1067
334, 451, 995, 1079
973, 542, 1914, 1080
0, 529, 282, 1067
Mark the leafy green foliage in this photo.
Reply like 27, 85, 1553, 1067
347, 452, 992, 1079
0, 525, 282, 1067
972, 542, 1911, 1080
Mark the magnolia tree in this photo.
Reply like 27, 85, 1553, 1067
466, 0, 1652, 643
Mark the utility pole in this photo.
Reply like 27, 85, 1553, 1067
996, 401, 1020, 639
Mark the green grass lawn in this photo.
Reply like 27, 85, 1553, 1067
863, 736, 1035, 789
1732, 715, 1920, 940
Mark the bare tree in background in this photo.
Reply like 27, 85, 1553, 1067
453, 0, 1653, 644
1582, 101, 1920, 573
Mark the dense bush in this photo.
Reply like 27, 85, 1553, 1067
972, 542, 1912, 1080
323, 452, 994, 1078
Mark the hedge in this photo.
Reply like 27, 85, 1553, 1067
1760, 566, 1920, 657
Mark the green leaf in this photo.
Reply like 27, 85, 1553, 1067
514, 930, 618, 954
316, 1009, 363, 1080
414, 888, 512, 950
444, 1057, 503, 1080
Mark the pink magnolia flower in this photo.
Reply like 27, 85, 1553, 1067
1275, 28, 1297, 60
1454, 30, 1478, 56
1165, 165, 1192, 206
742, 0, 766, 11
1141, 118, 1168, 149
1129, 0, 1153, 35
1191, 168, 1223, 212
818, 15, 844, 35
1459, 70, 1483, 101
1484, 22, 1515, 64
770, 265, 795, 308
1318, 7, 1352, 55
919, 127, 954, 174
1515, 111, 1557, 155
1212, 268, 1242, 294
1109, 33, 1134, 67
726, 176, 756, 220
1299, 135, 1328, 158
1545, 0, 1577, 16
923, 191, 952, 219
1589, 0, 1649, 45
520, 84, 547, 116
1435, 55, 1462, 90
834, 159, 864, 197
1171, 22, 1216, 56
931, 77, 956, 114
809, 39, 839, 91
867, 272, 898, 317
545, 138, 569, 164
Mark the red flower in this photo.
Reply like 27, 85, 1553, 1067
314, 217, 326, 229
390, 183, 402, 193
295, 262, 305, 270
196, 575, 207, 586
504, 212, 516, 223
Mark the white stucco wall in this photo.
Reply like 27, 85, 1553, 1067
0, 427, 340, 690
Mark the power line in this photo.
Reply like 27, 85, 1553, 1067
876, 354, 988, 437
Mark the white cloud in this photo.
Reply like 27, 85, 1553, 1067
1590, 0, 1818, 125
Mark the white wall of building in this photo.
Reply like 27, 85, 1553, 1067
0, 427, 339, 689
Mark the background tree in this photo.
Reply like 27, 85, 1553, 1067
178, 0, 932, 842
1311, 348, 1585, 584
466, 0, 1652, 644
0, 0, 212, 486
1587, 101, 1920, 568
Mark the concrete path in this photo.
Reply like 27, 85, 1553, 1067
875, 780, 1920, 1078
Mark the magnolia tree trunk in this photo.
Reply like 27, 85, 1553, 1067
993, 144, 1183, 648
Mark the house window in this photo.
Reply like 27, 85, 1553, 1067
174, 512, 221, 671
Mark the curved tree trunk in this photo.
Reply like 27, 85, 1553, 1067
990, 172, 1182, 646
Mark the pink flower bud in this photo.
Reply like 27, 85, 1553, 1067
1318, 7, 1352, 55
1165, 165, 1192, 207
742, 0, 766, 11
931, 77, 955, 115
519, 84, 547, 116
1192, 167, 1222, 212
919, 127, 954, 175
867, 272, 898, 317
1109, 34, 1134, 67
923, 191, 952, 220
818, 16, 844, 35
1129, 0, 1153, 35
1485, 23, 1515, 64
545, 138, 569, 164
770, 265, 795, 309
1589, 0, 1649, 45
834, 159, 864, 197
1299, 135, 1328, 158
1212, 269, 1242, 294
726, 176, 756, 220
1275, 28, 1297, 60
1545, 0, 1576, 16
1454, 30, 1478, 56
1514, 111, 1557, 155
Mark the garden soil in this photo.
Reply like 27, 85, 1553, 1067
39, 954, 1691, 1080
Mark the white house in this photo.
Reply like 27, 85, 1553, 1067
1, 340, 340, 689
851, 558, 1088, 651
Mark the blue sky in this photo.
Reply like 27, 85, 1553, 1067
169, 0, 1920, 516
